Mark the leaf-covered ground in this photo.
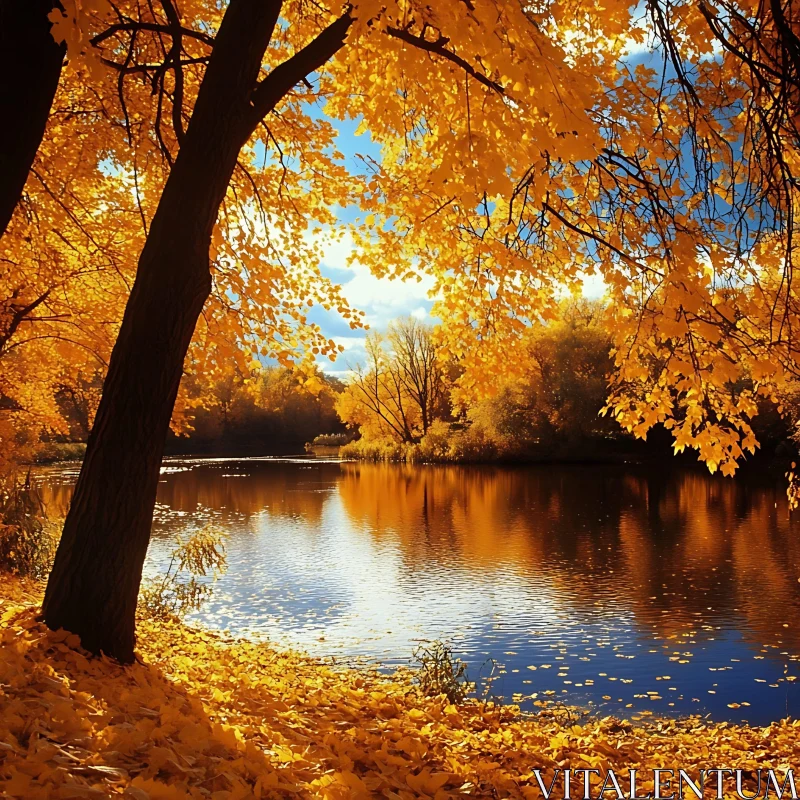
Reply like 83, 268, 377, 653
1, 576, 799, 800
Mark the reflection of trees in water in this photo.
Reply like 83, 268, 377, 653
36, 478, 74, 520
338, 462, 635, 572
39, 461, 342, 527
39, 460, 800, 655
337, 463, 800, 652
154, 463, 339, 524
618, 473, 800, 654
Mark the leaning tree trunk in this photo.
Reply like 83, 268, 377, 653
41, 0, 283, 662
0, 0, 65, 238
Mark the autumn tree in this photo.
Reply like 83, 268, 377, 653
0, 1, 218, 464
388, 317, 449, 436
249, 367, 344, 443
41, 0, 347, 659
0, 0, 65, 238
339, 332, 419, 444
0, 0, 81, 458
337, 319, 450, 445
467, 301, 617, 453
525, 301, 614, 445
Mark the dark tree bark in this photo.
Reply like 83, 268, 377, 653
41, 0, 352, 663
0, 0, 65, 238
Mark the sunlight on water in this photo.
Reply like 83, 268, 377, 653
37, 458, 800, 724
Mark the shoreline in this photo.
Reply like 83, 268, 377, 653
2, 575, 800, 799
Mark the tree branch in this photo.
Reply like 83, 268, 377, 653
385, 26, 504, 95
246, 12, 353, 129
91, 21, 215, 48
0, 290, 51, 354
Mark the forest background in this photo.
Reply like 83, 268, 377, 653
22, 302, 796, 467
332, 306, 798, 464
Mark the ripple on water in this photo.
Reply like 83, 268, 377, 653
36, 457, 800, 724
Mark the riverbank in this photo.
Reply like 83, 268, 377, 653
1, 576, 797, 799
339, 436, 651, 465
338, 435, 795, 475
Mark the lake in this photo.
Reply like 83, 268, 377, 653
37, 457, 800, 725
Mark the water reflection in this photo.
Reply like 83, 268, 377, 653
37, 458, 800, 724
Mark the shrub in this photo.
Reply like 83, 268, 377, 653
340, 437, 416, 462
343, 423, 509, 464
33, 442, 87, 464
446, 424, 501, 462
0, 473, 59, 580
416, 421, 453, 461
138, 525, 228, 621
307, 432, 356, 448
412, 640, 471, 704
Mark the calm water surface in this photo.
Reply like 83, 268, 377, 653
38, 458, 800, 724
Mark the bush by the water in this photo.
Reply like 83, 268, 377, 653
0, 477, 227, 623
340, 436, 417, 462
0, 474, 58, 579
340, 422, 504, 463
413, 640, 471, 704
32, 442, 87, 464
137, 525, 228, 621
307, 432, 356, 448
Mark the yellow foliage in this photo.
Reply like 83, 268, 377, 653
2, 576, 800, 799
6, 0, 800, 480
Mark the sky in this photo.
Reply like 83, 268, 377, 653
309, 229, 438, 377
300, 116, 442, 377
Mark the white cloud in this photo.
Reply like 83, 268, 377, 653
318, 231, 436, 327
331, 335, 367, 352
580, 271, 607, 299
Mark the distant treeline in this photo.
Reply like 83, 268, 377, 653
165, 367, 346, 456
31, 302, 795, 466
335, 303, 794, 466
37, 365, 346, 459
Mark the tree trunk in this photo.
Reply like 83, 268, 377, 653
0, 0, 65, 238
41, 0, 282, 662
